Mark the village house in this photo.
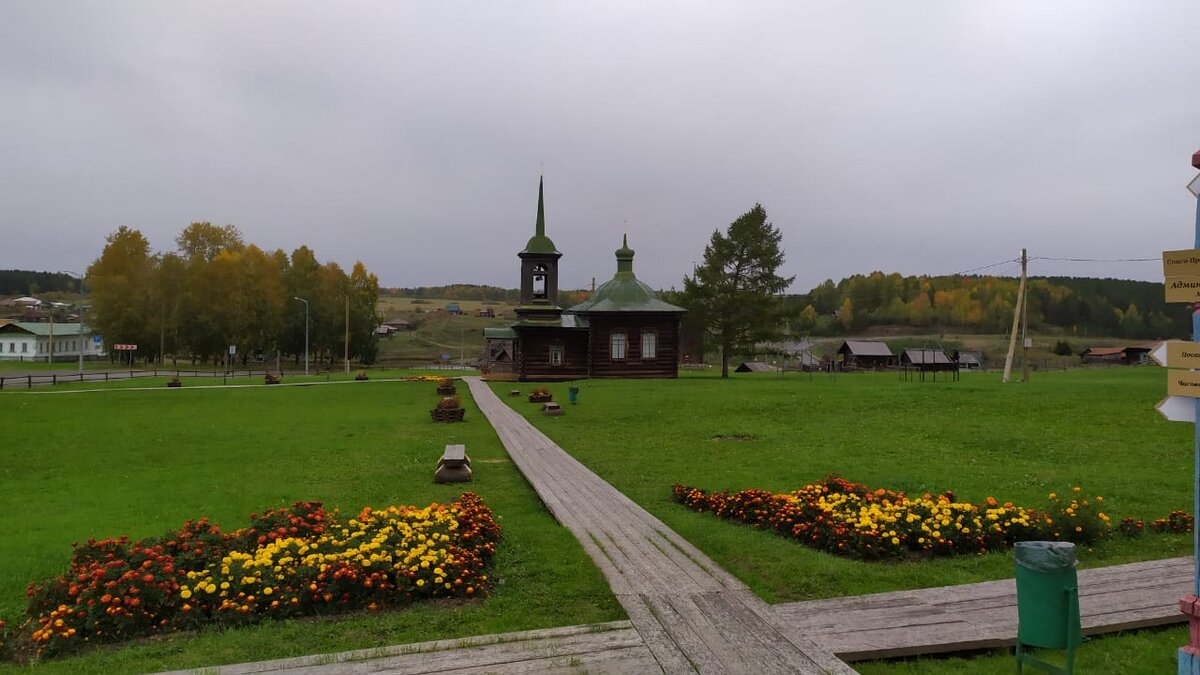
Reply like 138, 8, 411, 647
0, 322, 103, 361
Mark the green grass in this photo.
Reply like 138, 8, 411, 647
856, 626, 1187, 674
0, 379, 621, 673
493, 368, 1196, 671
494, 367, 1193, 602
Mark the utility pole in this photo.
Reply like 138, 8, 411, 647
1021, 269, 1030, 383
1002, 248, 1028, 383
344, 295, 350, 374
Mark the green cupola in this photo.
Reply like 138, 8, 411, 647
568, 235, 686, 314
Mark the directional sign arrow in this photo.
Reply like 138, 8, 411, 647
1154, 341, 1200, 369
1157, 396, 1197, 423
1152, 342, 1169, 366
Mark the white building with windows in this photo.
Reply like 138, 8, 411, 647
0, 322, 103, 361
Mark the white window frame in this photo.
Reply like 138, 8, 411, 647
610, 332, 627, 360
549, 343, 564, 366
641, 331, 657, 359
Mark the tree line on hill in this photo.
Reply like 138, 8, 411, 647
784, 272, 1183, 339
85, 223, 381, 365
665, 203, 1181, 377
0, 270, 77, 297
384, 284, 590, 308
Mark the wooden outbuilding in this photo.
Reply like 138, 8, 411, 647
735, 361, 781, 373
836, 340, 896, 370
953, 350, 983, 370
1080, 344, 1155, 365
899, 348, 958, 381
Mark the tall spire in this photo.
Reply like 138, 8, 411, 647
535, 175, 545, 238
520, 175, 560, 255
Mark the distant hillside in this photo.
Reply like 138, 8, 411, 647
785, 273, 1181, 339
383, 284, 590, 307
0, 270, 76, 296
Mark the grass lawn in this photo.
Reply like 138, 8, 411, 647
495, 367, 1192, 601
495, 367, 1194, 671
0, 378, 621, 673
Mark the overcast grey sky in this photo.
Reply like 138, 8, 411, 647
2, 1, 1199, 293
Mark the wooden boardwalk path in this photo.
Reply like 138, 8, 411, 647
771, 556, 1191, 661
463, 377, 856, 674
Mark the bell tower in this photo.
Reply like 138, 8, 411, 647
516, 177, 563, 320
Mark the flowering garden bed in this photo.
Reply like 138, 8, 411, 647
11, 494, 500, 661
671, 476, 1148, 561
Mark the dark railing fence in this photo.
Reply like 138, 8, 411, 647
0, 369, 279, 390
0, 361, 479, 389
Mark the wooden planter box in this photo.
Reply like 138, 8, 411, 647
528, 393, 552, 403
166, 381, 182, 388
436, 385, 456, 395
355, 375, 369, 381
265, 375, 281, 385
430, 408, 465, 422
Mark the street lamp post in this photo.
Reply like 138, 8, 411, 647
59, 270, 85, 374
293, 297, 309, 376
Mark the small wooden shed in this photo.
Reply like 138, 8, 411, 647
735, 361, 781, 373
900, 348, 958, 382
837, 340, 896, 370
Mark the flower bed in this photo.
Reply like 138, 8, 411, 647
16, 494, 500, 660
672, 476, 1114, 561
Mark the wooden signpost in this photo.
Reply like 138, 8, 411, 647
1175, 150, 1200, 672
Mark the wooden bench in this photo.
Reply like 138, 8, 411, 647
434, 444, 472, 483
542, 401, 563, 416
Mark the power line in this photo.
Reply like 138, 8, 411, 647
945, 258, 1021, 276
1029, 255, 1159, 263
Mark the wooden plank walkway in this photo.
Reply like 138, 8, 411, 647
771, 556, 1191, 661
463, 377, 857, 675
158, 621, 658, 675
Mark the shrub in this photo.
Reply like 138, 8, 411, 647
1118, 517, 1146, 538
1052, 340, 1074, 356
1151, 511, 1194, 534
1037, 487, 1111, 541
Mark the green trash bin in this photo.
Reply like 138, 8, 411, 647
1014, 541, 1081, 674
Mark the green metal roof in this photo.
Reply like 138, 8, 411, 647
510, 314, 589, 329
483, 326, 517, 339
1, 322, 91, 336
520, 176, 560, 255
568, 236, 685, 314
